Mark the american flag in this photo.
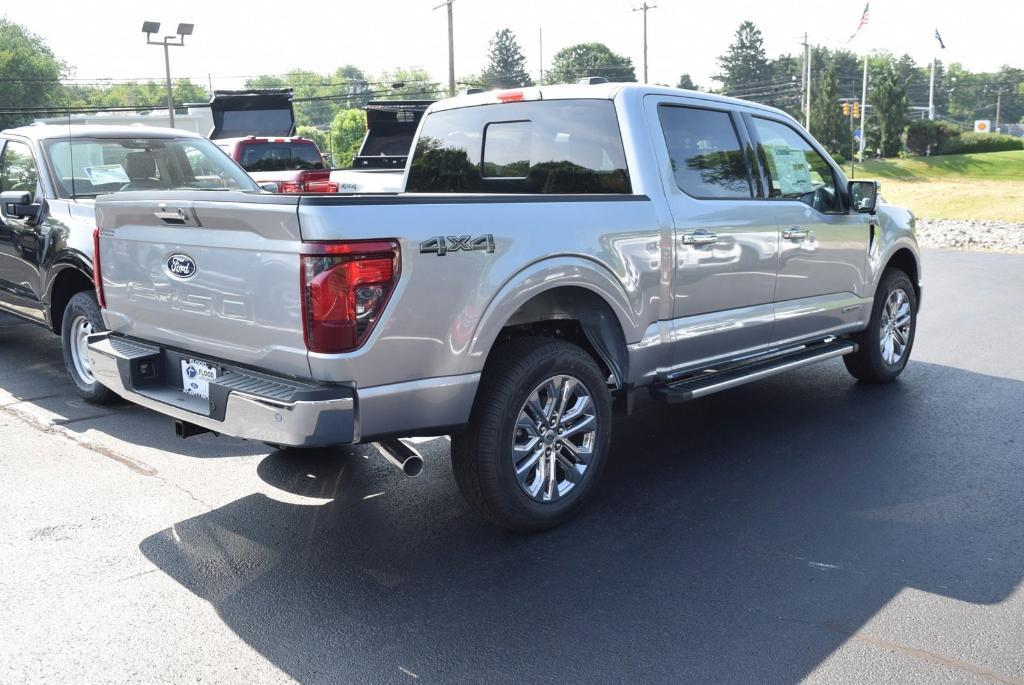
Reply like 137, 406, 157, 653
847, 3, 870, 43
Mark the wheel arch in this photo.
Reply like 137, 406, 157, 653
468, 257, 642, 391
881, 247, 921, 303
46, 263, 94, 334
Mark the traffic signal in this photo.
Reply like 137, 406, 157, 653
842, 102, 851, 116
853, 101, 861, 118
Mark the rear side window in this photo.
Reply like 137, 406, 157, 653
406, 100, 630, 194
657, 105, 752, 199
238, 142, 324, 172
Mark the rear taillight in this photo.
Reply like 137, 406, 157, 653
300, 240, 400, 353
92, 227, 105, 308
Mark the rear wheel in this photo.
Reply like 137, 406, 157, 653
451, 337, 612, 532
60, 291, 115, 404
844, 269, 917, 383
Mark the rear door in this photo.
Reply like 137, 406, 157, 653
744, 115, 869, 347
0, 138, 46, 320
646, 97, 779, 374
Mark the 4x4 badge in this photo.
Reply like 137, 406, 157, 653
420, 235, 495, 256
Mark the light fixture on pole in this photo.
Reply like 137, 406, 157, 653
142, 21, 194, 128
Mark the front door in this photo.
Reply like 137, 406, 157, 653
744, 115, 870, 347
0, 139, 46, 320
648, 98, 780, 376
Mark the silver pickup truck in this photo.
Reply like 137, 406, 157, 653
88, 83, 921, 530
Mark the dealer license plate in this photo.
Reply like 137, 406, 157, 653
181, 359, 217, 400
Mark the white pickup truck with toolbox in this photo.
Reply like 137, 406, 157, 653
88, 82, 921, 530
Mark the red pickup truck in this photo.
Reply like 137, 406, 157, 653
215, 136, 337, 193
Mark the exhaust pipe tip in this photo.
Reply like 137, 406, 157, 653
375, 439, 424, 478
402, 454, 424, 478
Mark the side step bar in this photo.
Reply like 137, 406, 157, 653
650, 340, 857, 404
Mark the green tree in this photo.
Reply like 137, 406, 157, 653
545, 43, 636, 84
480, 29, 533, 88
810, 63, 850, 159
0, 19, 68, 128
870, 55, 908, 157
296, 125, 329, 155
676, 73, 697, 90
329, 108, 368, 167
375, 68, 443, 100
716, 21, 770, 94
244, 66, 371, 128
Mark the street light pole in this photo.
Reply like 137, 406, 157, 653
142, 21, 194, 129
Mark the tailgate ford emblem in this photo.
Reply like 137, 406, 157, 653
167, 254, 197, 279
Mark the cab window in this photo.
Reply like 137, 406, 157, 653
751, 117, 842, 213
406, 100, 630, 194
0, 141, 40, 199
657, 105, 753, 199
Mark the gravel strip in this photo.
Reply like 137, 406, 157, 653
914, 219, 1024, 253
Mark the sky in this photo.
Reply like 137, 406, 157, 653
5, 0, 1022, 93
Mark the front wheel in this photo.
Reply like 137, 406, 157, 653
451, 337, 612, 532
844, 269, 918, 383
61, 291, 115, 404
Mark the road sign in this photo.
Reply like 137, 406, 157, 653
853, 128, 862, 142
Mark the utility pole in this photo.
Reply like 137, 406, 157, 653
433, 0, 456, 97
802, 33, 812, 130
633, 3, 657, 84
858, 53, 869, 162
996, 90, 1004, 131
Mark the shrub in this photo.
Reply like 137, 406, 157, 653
905, 120, 960, 156
937, 132, 1024, 155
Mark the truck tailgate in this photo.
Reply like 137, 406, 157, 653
95, 193, 311, 379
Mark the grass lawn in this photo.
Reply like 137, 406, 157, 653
851, 150, 1024, 222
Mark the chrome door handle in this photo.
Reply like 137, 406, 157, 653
153, 208, 187, 224
782, 226, 808, 241
681, 230, 719, 246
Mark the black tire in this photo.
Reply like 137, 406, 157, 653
451, 337, 612, 532
60, 291, 115, 404
844, 268, 918, 383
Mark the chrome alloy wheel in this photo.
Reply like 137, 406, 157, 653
512, 374, 597, 502
69, 315, 96, 385
879, 288, 912, 366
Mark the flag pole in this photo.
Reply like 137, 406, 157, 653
858, 53, 868, 162
928, 57, 936, 121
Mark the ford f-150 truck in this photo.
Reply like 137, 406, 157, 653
87, 83, 921, 530
0, 124, 260, 402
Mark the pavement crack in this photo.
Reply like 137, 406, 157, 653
0, 402, 157, 476
824, 622, 1024, 685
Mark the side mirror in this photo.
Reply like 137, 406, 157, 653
0, 190, 36, 219
848, 180, 878, 213
258, 182, 279, 193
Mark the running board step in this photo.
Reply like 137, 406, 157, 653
650, 340, 857, 404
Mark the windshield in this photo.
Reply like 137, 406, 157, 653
43, 137, 259, 198
236, 141, 324, 172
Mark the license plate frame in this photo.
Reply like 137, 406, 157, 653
180, 358, 217, 400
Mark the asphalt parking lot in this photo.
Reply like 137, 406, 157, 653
1, 249, 1023, 684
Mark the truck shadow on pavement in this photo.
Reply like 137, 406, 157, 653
139, 360, 1024, 684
